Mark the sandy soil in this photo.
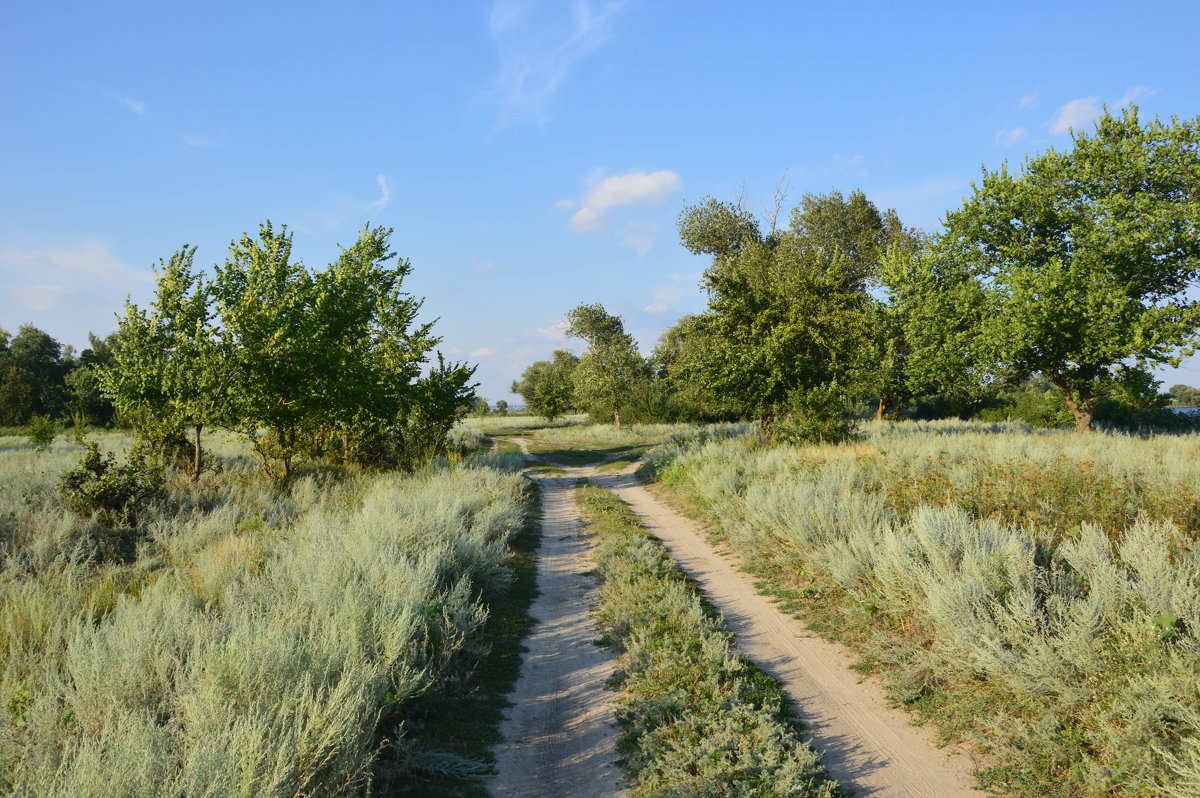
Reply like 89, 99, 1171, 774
593, 468, 988, 798
489, 464, 624, 798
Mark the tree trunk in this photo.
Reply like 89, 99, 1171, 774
612, 405, 621, 429
875, 397, 886, 421
1049, 374, 1095, 432
192, 424, 203, 482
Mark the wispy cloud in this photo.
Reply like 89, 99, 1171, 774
1050, 97, 1101, 135
562, 169, 682, 233
21, 285, 68, 312
366, 174, 394, 211
0, 242, 151, 286
994, 127, 1028, 147
470, 346, 498, 358
82, 85, 145, 115
1116, 85, 1161, 107
476, 259, 495, 272
618, 220, 659, 257
643, 272, 699, 313
531, 320, 568, 340
485, 0, 624, 126
1018, 93, 1038, 111
1049, 86, 1162, 135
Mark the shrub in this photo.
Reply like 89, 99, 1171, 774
57, 443, 165, 528
26, 415, 57, 451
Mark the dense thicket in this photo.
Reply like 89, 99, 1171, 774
103, 223, 475, 481
0, 326, 116, 427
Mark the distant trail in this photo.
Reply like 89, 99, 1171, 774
489, 459, 624, 797
591, 468, 987, 798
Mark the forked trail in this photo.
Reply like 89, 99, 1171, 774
492, 439, 984, 797
592, 468, 987, 798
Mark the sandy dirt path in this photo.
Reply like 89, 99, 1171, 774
489, 463, 624, 798
593, 468, 988, 798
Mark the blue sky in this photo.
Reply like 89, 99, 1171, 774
3, 0, 1199, 402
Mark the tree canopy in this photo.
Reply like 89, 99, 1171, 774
937, 106, 1200, 430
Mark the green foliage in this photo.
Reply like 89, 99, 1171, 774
1170, 384, 1200, 408
25, 415, 57, 451
510, 350, 579, 422
566, 304, 648, 428
102, 222, 474, 483
1, 434, 528, 796
576, 482, 837, 797
647, 423, 1200, 796
937, 106, 1200, 430
675, 191, 895, 439
56, 442, 164, 528
494, 399, 508, 416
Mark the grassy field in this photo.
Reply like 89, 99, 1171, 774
643, 420, 1200, 797
0, 431, 533, 797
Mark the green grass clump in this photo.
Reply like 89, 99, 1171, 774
646, 420, 1200, 797
575, 482, 838, 797
0, 432, 532, 797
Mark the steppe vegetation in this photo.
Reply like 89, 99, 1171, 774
576, 482, 839, 797
0, 428, 532, 796
642, 421, 1200, 796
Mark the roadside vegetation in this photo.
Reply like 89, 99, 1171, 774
575, 481, 839, 797
0, 430, 533, 796
643, 421, 1200, 796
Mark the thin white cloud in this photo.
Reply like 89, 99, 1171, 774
1116, 85, 1161, 107
82, 85, 145, 115
476, 259, 495, 272
446, 347, 465, 355
21, 285, 67, 312
0, 242, 151, 286
532, 320, 568, 340
1050, 97, 1100, 135
564, 169, 682, 233
485, 0, 624, 126
618, 220, 659, 257
1018, 93, 1038, 111
1049, 86, 1161, 135
471, 347, 498, 358
642, 272, 699, 313
366, 174, 394, 211
553, 198, 576, 210
994, 127, 1028, 147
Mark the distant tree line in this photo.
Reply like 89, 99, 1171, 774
515, 107, 1200, 437
0, 326, 117, 428
6, 223, 476, 483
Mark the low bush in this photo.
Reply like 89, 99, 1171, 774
25, 415, 57, 451
57, 442, 165, 528
576, 481, 838, 797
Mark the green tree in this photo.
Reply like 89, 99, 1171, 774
676, 194, 879, 439
938, 106, 1200, 431
565, 304, 648, 428
1169, 384, 1200, 407
1, 325, 69, 422
494, 399, 508, 415
105, 247, 226, 479
510, 350, 579, 421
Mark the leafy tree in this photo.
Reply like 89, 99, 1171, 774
1170, 384, 1200, 407
65, 333, 118, 426
0, 325, 69, 423
494, 399, 508, 415
510, 350, 579, 421
675, 194, 878, 439
937, 106, 1200, 431
105, 247, 226, 478
471, 397, 489, 417
565, 304, 648, 428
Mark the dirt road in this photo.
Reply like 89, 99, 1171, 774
489, 468, 624, 798
593, 468, 987, 798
